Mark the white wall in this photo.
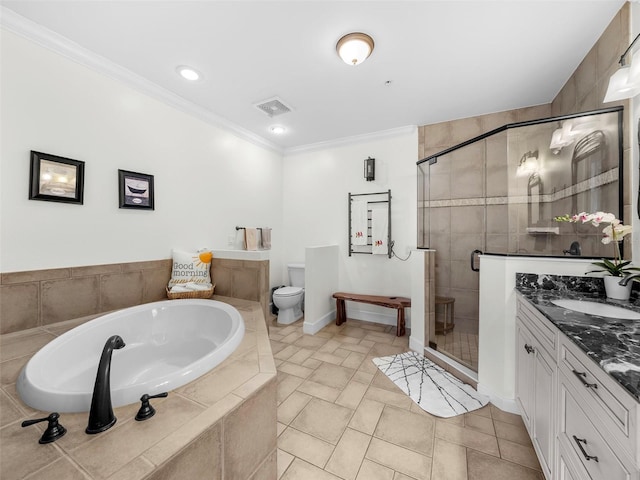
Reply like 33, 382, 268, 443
303, 244, 339, 334
282, 129, 418, 325
0, 30, 285, 286
477, 255, 598, 413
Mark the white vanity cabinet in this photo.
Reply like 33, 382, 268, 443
515, 295, 640, 480
516, 296, 558, 480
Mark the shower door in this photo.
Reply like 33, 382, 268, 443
418, 130, 507, 372
417, 108, 622, 373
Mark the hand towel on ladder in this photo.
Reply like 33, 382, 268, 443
351, 199, 368, 246
371, 206, 388, 255
261, 227, 272, 249
244, 228, 259, 251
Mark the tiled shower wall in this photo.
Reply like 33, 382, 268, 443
417, 2, 632, 336
0, 258, 269, 335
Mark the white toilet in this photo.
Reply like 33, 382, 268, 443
273, 263, 305, 325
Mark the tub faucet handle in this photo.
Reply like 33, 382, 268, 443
135, 392, 168, 421
22, 412, 67, 444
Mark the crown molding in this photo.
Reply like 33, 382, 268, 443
0, 7, 283, 155
284, 125, 417, 155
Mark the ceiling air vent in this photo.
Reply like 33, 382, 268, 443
254, 97, 292, 117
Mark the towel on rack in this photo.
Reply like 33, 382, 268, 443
261, 227, 272, 250
351, 199, 369, 246
371, 206, 388, 255
244, 228, 259, 251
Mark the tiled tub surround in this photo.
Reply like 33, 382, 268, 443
515, 273, 640, 400
0, 257, 270, 335
0, 296, 277, 480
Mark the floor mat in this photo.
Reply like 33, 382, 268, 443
372, 351, 489, 418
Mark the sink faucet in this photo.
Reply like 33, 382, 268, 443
86, 335, 125, 434
619, 273, 640, 286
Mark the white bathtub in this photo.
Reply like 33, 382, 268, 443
17, 299, 245, 413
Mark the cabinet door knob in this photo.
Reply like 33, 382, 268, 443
572, 370, 598, 389
524, 344, 535, 354
573, 435, 599, 462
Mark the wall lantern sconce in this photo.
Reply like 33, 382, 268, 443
364, 157, 375, 181
337, 32, 375, 66
604, 32, 640, 102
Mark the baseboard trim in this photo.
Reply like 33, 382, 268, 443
477, 383, 520, 414
303, 310, 335, 335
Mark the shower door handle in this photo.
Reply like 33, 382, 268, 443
470, 250, 482, 272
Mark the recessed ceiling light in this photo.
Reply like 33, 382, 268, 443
176, 65, 201, 81
270, 125, 286, 135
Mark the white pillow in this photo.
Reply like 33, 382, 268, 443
168, 249, 213, 287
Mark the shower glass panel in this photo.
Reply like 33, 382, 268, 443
417, 107, 622, 372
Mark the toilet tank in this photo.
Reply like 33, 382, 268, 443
288, 263, 305, 287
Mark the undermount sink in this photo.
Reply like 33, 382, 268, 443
551, 299, 640, 320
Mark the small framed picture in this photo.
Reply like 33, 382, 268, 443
118, 169, 154, 210
29, 151, 85, 204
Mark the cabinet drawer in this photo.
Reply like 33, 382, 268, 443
559, 335, 636, 456
517, 296, 557, 356
559, 373, 635, 480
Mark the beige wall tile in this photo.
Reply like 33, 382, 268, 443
224, 378, 277, 480
41, 276, 100, 325
142, 266, 172, 303
100, 271, 144, 311
248, 448, 277, 480
71, 263, 122, 277
146, 424, 222, 480
1, 268, 69, 284
1, 282, 39, 333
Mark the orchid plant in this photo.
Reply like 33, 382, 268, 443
554, 212, 639, 277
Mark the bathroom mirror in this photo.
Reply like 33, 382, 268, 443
418, 106, 623, 259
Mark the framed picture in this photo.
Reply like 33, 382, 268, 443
118, 169, 154, 210
29, 151, 85, 204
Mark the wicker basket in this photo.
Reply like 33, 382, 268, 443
166, 284, 215, 300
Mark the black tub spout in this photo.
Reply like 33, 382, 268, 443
86, 335, 125, 434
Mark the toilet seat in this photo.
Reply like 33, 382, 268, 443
274, 286, 303, 297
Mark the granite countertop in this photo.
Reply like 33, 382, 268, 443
515, 273, 640, 402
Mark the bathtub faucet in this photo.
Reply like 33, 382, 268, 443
86, 335, 125, 434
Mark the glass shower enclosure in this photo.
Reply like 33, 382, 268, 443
417, 107, 623, 372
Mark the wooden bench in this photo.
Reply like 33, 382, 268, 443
332, 292, 411, 337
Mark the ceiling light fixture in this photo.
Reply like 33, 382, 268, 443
176, 66, 201, 81
270, 125, 286, 135
336, 32, 374, 66
603, 33, 640, 102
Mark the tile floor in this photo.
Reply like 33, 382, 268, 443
269, 317, 543, 480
